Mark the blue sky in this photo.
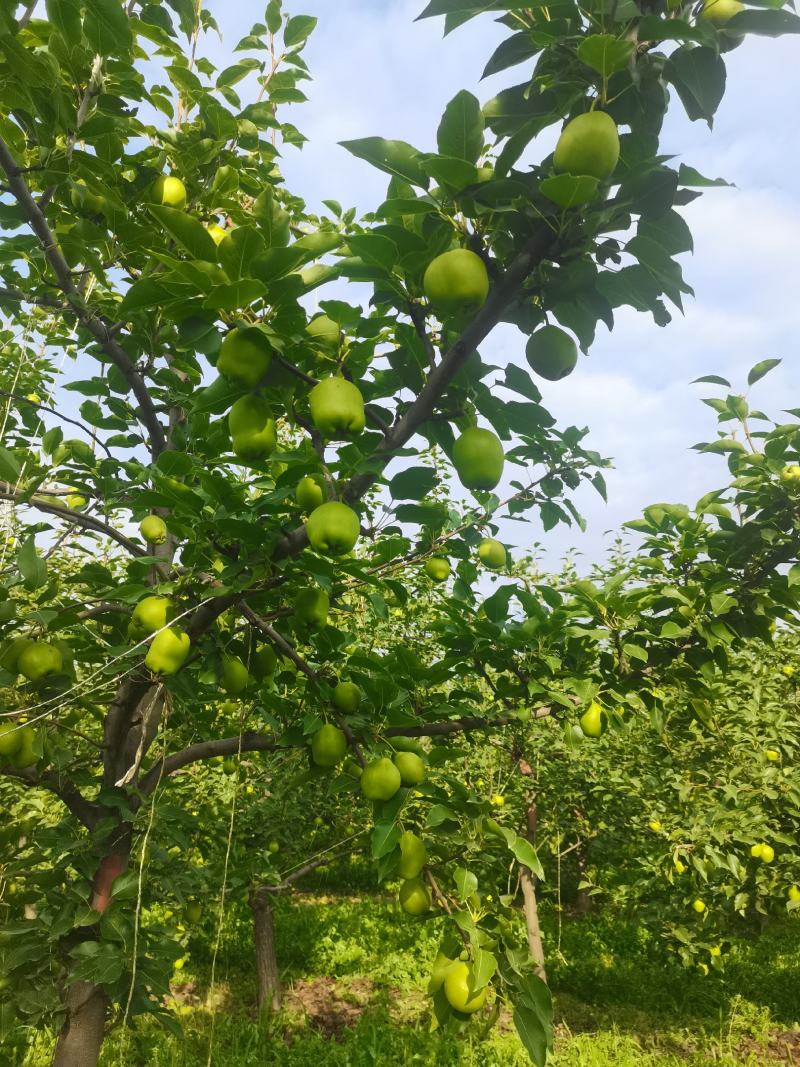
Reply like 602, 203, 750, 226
33, 1, 800, 571
213, 0, 800, 567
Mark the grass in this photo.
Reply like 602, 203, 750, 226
13, 895, 800, 1066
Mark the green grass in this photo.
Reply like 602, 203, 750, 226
13, 896, 800, 1066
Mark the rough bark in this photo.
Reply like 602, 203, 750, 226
52, 981, 107, 1067
251, 889, 281, 1013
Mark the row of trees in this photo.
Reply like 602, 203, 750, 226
0, 0, 798, 1064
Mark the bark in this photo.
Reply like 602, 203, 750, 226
521, 796, 547, 981
52, 981, 107, 1067
250, 888, 281, 1013
520, 867, 547, 982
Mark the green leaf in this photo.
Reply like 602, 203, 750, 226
347, 234, 398, 272
148, 206, 217, 261
119, 278, 175, 315
217, 59, 262, 88
417, 1, 533, 17
577, 34, 635, 76
216, 225, 266, 281
84, 0, 133, 53
513, 1003, 550, 1067
747, 359, 781, 387
372, 820, 400, 860
340, 137, 429, 189
437, 90, 484, 164
265, 0, 282, 34
512, 837, 544, 879
283, 14, 317, 46
424, 155, 478, 190
18, 535, 47, 591
677, 164, 731, 188
45, 0, 83, 48
0, 446, 21, 483
729, 8, 800, 36
389, 467, 439, 500
665, 46, 726, 127
692, 374, 731, 387
252, 188, 291, 248
472, 947, 497, 989
540, 174, 599, 208
454, 867, 478, 900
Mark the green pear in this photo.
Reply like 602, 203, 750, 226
424, 558, 451, 582
332, 681, 361, 714
145, 628, 190, 675
360, 757, 402, 802
526, 325, 578, 381
554, 111, 619, 181
140, 515, 167, 544
399, 877, 431, 916
18, 641, 63, 682
293, 588, 330, 628
311, 724, 348, 768
423, 249, 489, 316
398, 831, 427, 879
228, 394, 277, 461
305, 502, 360, 555
477, 538, 506, 570
453, 428, 504, 491
309, 377, 365, 439
394, 751, 426, 787
217, 328, 272, 388
306, 314, 340, 348
296, 475, 327, 511
221, 654, 250, 695
131, 596, 171, 637
151, 174, 187, 208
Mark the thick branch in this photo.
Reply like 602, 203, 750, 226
0, 483, 145, 557
139, 731, 285, 795
274, 227, 555, 559
0, 136, 167, 457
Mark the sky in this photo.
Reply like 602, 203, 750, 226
208, 0, 800, 569
26, 1, 800, 571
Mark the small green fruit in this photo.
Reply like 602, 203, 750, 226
145, 628, 190, 675
477, 538, 506, 570
788, 885, 800, 903
443, 962, 487, 1014
229, 394, 277, 461
398, 831, 427, 879
394, 751, 426, 787
293, 588, 330, 628
526, 325, 578, 382
311, 724, 348, 768
424, 558, 450, 582
151, 174, 187, 209
221, 655, 250, 695
700, 0, 744, 23
309, 377, 365, 439
553, 111, 620, 181
692, 899, 706, 914
399, 877, 431, 916
268, 840, 280, 854
296, 475, 327, 511
306, 502, 360, 556
185, 901, 202, 923
217, 328, 272, 388
579, 701, 606, 738
765, 749, 780, 761
0, 723, 23, 758
428, 951, 456, 994
332, 681, 361, 714
71, 180, 105, 214
453, 428, 504, 491
9, 726, 37, 769
131, 596, 171, 636
423, 249, 489, 316
360, 757, 402, 802
0, 637, 34, 674
18, 641, 63, 682
306, 315, 340, 348
222, 758, 237, 775
251, 646, 278, 680
140, 515, 167, 545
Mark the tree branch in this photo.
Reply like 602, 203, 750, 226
0, 136, 167, 457
139, 731, 286, 796
386, 708, 551, 739
0, 389, 114, 458
274, 226, 555, 560
0, 482, 145, 557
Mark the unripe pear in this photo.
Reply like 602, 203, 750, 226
554, 111, 620, 181
306, 314, 340, 348
399, 877, 431, 916
311, 724, 348, 768
217, 328, 272, 388
332, 681, 361, 714
423, 249, 489, 316
228, 395, 277, 461
700, 0, 744, 23
296, 475, 326, 512
151, 174, 187, 209
293, 588, 330, 628
394, 751, 426, 787
140, 515, 167, 545
0, 723, 23, 758
309, 377, 365, 439
18, 641, 63, 682
398, 831, 427, 879
131, 596, 171, 636
424, 558, 450, 583
477, 538, 506, 570
579, 701, 606, 738
145, 627, 190, 675
443, 962, 487, 1014
360, 757, 402, 802
306, 502, 360, 556
526, 325, 578, 381
221, 655, 250, 695
452, 428, 504, 491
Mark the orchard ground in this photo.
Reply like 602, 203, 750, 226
16, 887, 800, 1067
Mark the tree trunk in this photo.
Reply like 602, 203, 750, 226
520, 866, 547, 981
250, 888, 281, 1013
52, 981, 107, 1067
